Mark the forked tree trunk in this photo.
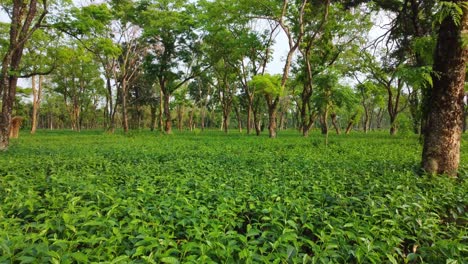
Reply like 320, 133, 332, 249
345, 112, 357, 135
331, 113, 340, 135
268, 106, 277, 138
422, 3, 467, 176
266, 95, 279, 138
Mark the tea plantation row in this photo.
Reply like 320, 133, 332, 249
0, 130, 467, 263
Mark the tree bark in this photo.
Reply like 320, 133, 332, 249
422, 3, 467, 176
31, 75, 43, 134
122, 80, 129, 133
235, 105, 242, 133
331, 113, 340, 135
320, 108, 329, 135
268, 103, 277, 138
0, 0, 46, 150
163, 91, 172, 134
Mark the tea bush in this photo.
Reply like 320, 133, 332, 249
1, 130, 467, 263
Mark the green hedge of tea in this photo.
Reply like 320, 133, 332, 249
1, 130, 467, 263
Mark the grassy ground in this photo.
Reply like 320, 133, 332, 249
1, 129, 467, 263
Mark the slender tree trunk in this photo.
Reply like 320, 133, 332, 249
201, 106, 206, 131
389, 114, 398, 136
345, 121, 354, 135
463, 103, 467, 133
268, 104, 277, 138
246, 96, 253, 135
320, 108, 329, 135
422, 3, 467, 176
331, 113, 340, 135
150, 105, 156, 131
122, 81, 129, 133
163, 90, 172, 134
253, 108, 261, 136
31, 75, 43, 134
158, 88, 164, 130
223, 112, 229, 134
235, 105, 242, 133
363, 108, 370, 133
188, 109, 194, 131
105, 75, 114, 131
177, 105, 183, 131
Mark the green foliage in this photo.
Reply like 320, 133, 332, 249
433, 1, 468, 27
250, 74, 284, 97
1, 131, 467, 262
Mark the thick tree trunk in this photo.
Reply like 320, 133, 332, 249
0, 0, 44, 150
422, 3, 467, 176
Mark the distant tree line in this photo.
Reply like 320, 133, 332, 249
0, 0, 466, 175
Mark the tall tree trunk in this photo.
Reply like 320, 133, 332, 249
201, 106, 206, 131
188, 109, 194, 131
222, 112, 229, 134
122, 81, 129, 133
363, 108, 370, 133
105, 75, 114, 131
158, 88, 164, 131
246, 96, 253, 135
177, 105, 184, 131
31, 75, 43, 134
253, 108, 261, 136
320, 108, 329, 135
0, 0, 45, 150
150, 105, 157, 131
268, 104, 277, 138
163, 90, 172, 134
235, 105, 242, 133
422, 3, 467, 176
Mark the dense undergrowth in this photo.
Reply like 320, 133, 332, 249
1, 130, 467, 263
